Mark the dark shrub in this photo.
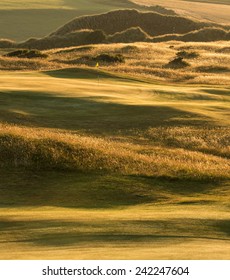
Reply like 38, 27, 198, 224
176, 50, 199, 59
120, 45, 139, 53
165, 56, 190, 68
93, 53, 125, 63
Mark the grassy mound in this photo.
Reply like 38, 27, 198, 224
182, 27, 229, 42
0, 124, 229, 181
0, 39, 16, 48
146, 126, 230, 159
176, 50, 199, 59
165, 57, 190, 68
19, 30, 106, 50
93, 53, 125, 63
4, 49, 48, 58
153, 27, 230, 42
119, 45, 139, 53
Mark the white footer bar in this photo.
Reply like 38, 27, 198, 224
0, 261, 229, 280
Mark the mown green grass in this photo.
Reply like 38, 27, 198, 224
0, 69, 229, 259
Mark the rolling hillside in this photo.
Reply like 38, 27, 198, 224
50, 9, 212, 37
0, 0, 174, 41
1, 0, 230, 42
0, 69, 229, 259
1, 9, 229, 50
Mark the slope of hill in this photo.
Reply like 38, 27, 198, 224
51, 9, 212, 37
0, 0, 175, 41
152, 27, 230, 42
16, 30, 107, 50
1, 9, 227, 50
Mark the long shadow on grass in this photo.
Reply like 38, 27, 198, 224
202, 88, 230, 97
0, 170, 153, 209
44, 68, 151, 84
1, 218, 229, 247
0, 89, 211, 135
0, 169, 226, 209
44, 68, 129, 80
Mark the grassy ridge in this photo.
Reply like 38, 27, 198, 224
1, 124, 229, 180
50, 9, 211, 38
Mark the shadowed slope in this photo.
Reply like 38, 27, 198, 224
152, 27, 230, 42
50, 9, 213, 37
8, 9, 228, 50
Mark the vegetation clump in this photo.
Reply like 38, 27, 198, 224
66, 53, 125, 66
93, 53, 125, 63
120, 45, 139, 53
165, 56, 190, 68
176, 50, 199, 59
5, 49, 48, 59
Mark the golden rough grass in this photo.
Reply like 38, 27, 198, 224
1, 41, 230, 84
49, 41, 230, 85
146, 126, 230, 158
0, 56, 60, 71
0, 123, 229, 180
